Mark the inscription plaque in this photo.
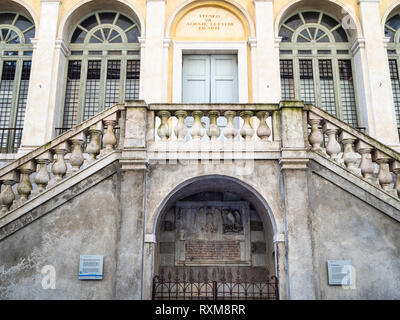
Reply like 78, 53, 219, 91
175, 201, 251, 266
174, 6, 245, 41
186, 241, 241, 263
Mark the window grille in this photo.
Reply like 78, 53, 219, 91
279, 10, 359, 127
280, 60, 295, 100
299, 59, 315, 104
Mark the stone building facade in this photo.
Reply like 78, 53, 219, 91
0, 0, 400, 300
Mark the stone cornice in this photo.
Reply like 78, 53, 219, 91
351, 37, 365, 55
274, 37, 282, 48
358, 0, 380, 3
55, 38, 70, 57
248, 37, 257, 48
138, 36, 146, 49
30, 38, 39, 50
163, 37, 172, 48
40, 0, 62, 3
383, 36, 391, 49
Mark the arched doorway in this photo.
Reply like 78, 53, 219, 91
152, 176, 279, 300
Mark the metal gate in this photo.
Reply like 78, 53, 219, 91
152, 268, 279, 300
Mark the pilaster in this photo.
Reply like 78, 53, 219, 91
253, 0, 281, 103
356, 0, 399, 146
19, 0, 62, 153
279, 101, 316, 300
141, 0, 167, 103
115, 101, 149, 299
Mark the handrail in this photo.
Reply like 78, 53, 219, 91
305, 104, 400, 161
0, 103, 125, 178
149, 103, 279, 112
0, 103, 126, 214
306, 103, 400, 199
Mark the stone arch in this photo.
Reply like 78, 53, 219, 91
165, 0, 256, 39
382, 1, 400, 34
57, 0, 145, 41
151, 174, 278, 236
0, 0, 39, 36
275, 0, 363, 41
149, 174, 280, 299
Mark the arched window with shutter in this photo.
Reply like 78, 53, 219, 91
385, 13, 400, 135
0, 12, 34, 153
60, 11, 141, 132
279, 10, 359, 128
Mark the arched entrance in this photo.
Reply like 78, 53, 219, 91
152, 175, 279, 300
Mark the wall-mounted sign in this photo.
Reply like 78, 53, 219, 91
79, 255, 103, 280
327, 260, 352, 286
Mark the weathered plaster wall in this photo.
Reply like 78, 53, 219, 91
309, 172, 400, 299
0, 173, 119, 300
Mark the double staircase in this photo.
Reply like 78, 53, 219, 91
0, 100, 399, 240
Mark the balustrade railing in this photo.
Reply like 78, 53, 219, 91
0, 104, 124, 215
151, 105, 279, 143
1, 101, 399, 216
306, 105, 400, 199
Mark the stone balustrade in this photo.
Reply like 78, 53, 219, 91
152, 105, 278, 143
1, 100, 399, 215
0, 107, 122, 215
307, 108, 400, 199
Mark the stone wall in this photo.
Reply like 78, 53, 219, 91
0, 172, 119, 299
0, 157, 399, 299
309, 171, 400, 299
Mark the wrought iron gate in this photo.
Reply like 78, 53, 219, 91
152, 268, 279, 300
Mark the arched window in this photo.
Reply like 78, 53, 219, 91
0, 12, 34, 153
279, 11, 359, 127
385, 13, 400, 134
61, 11, 141, 131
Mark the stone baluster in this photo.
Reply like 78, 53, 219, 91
372, 151, 393, 192
207, 111, 221, 141
240, 111, 255, 141
190, 111, 205, 141
174, 111, 188, 141
34, 151, 52, 194
339, 131, 359, 174
16, 161, 36, 205
355, 141, 375, 183
102, 114, 118, 153
256, 111, 271, 141
51, 142, 70, 184
86, 122, 104, 162
223, 111, 238, 141
390, 161, 400, 198
308, 113, 323, 151
157, 111, 171, 141
323, 122, 341, 162
0, 171, 19, 213
69, 132, 86, 174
